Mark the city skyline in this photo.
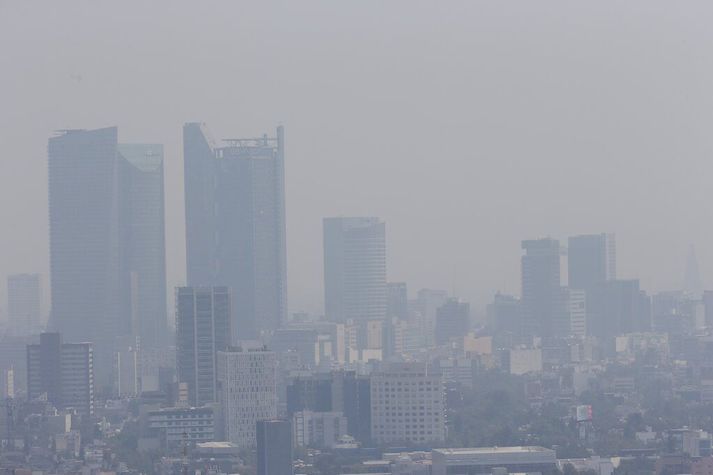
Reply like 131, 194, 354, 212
3, 3, 713, 473
3, 2, 713, 318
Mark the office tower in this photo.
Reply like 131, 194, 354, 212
48, 128, 167, 382
7, 273, 42, 336
118, 144, 168, 349
587, 280, 649, 339
434, 298, 470, 346
521, 238, 561, 338
486, 293, 522, 343
323, 217, 387, 324
257, 420, 293, 475
414, 288, 449, 346
27, 333, 94, 415
370, 362, 445, 446
217, 347, 277, 448
553, 288, 587, 337
176, 287, 231, 406
568, 234, 616, 290
183, 123, 287, 339
387, 282, 408, 320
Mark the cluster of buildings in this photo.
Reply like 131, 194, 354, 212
2, 124, 713, 475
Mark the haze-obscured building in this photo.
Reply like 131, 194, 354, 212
183, 123, 287, 339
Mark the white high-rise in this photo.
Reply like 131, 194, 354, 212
370, 362, 445, 446
217, 347, 277, 448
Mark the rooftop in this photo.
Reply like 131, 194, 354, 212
434, 446, 554, 455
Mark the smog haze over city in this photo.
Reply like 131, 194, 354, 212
3, 2, 713, 315
2, 2, 713, 475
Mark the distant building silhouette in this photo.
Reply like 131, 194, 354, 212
323, 217, 387, 325
568, 233, 616, 290
414, 288, 449, 346
48, 128, 167, 383
521, 238, 561, 338
435, 298, 470, 345
183, 123, 287, 339
27, 332, 94, 415
588, 279, 650, 340
567, 233, 616, 339
387, 282, 408, 320
176, 287, 231, 406
486, 293, 522, 346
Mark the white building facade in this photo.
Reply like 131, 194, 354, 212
370, 362, 445, 446
217, 348, 277, 448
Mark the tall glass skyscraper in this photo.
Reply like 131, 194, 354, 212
183, 123, 287, 340
48, 128, 167, 382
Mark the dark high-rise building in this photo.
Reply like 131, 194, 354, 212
387, 282, 408, 320
7, 274, 42, 336
27, 333, 94, 415
183, 123, 287, 340
323, 217, 387, 324
48, 128, 167, 381
568, 233, 616, 291
486, 293, 522, 344
521, 238, 561, 338
176, 287, 231, 406
435, 298, 470, 345
257, 420, 293, 475
286, 373, 333, 415
285, 370, 371, 445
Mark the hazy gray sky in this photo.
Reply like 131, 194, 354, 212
2, 1, 713, 317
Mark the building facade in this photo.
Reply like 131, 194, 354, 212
257, 419, 293, 475
48, 128, 167, 382
323, 217, 387, 327
568, 234, 616, 291
147, 406, 215, 446
370, 362, 445, 446
176, 287, 231, 406
217, 347, 277, 448
27, 333, 94, 415
434, 298, 470, 346
292, 410, 348, 448
521, 238, 561, 339
183, 123, 287, 339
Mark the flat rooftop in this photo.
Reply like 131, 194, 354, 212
434, 446, 554, 455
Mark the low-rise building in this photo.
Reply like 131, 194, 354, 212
432, 446, 557, 475
147, 406, 215, 446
